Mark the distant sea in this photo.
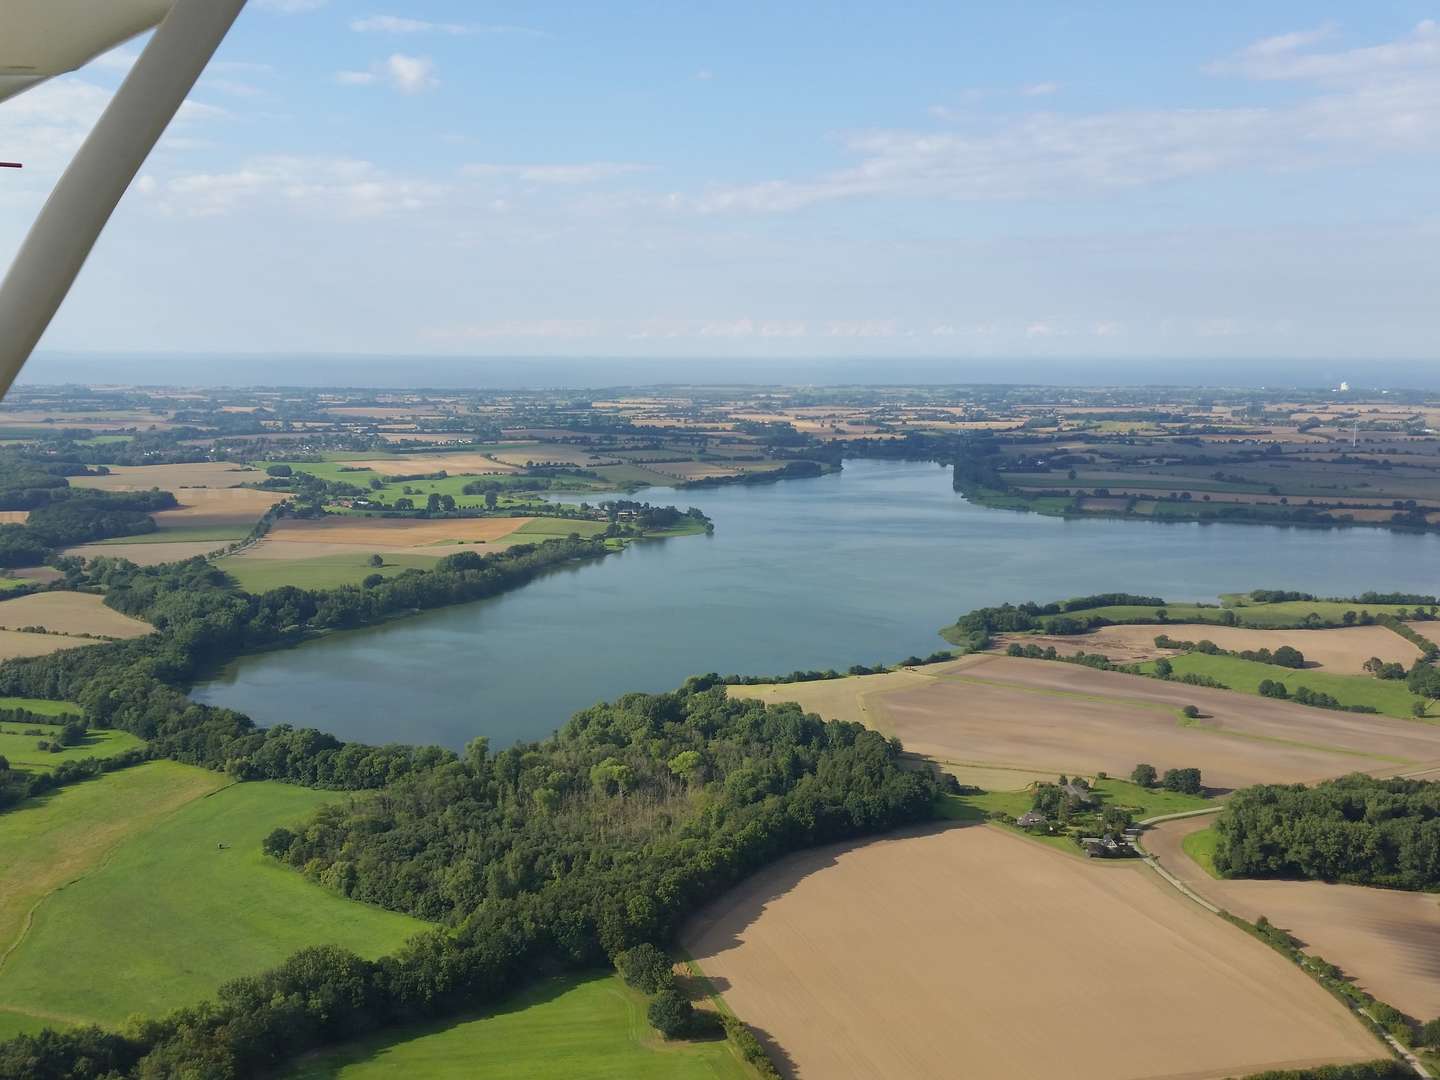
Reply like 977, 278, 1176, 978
19, 352, 1430, 391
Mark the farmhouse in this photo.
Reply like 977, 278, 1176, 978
1017, 810, 1047, 828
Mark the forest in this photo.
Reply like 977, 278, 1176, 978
1213, 774, 1440, 889
0, 682, 935, 1078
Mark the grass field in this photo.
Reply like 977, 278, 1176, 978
940, 777, 1212, 823
218, 551, 443, 593
287, 973, 751, 1079
0, 724, 144, 774
0, 579, 29, 593
0, 762, 227, 1035
1181, 825, 1220, 878
0, 768, 427, 1031
514, 518, 607, 538
684, 824, 1380, 1079
0, 592, 152, 639
1150, 652, 1426, 718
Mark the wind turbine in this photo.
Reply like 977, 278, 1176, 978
0, 0, 249, 396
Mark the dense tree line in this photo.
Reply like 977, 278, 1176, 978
0, 681, 936, 1078
0, 746, 146, 809
0, 484, 178, 566
1214, 775, 1440, 889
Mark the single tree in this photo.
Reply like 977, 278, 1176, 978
647, 989, 695, 1039
368, 554, 384, 567
1130, 763, 1157, 787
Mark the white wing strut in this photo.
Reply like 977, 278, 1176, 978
0, 0, 249, 397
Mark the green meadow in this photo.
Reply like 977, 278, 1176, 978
939, 776, 1211, 825
0, 723, 143, 774
218, 552, 443, 593
1150, 652, 1425, 718
1181, 826, 1221, 878
0, 768, 427, 1031
287, 973, 752, 1080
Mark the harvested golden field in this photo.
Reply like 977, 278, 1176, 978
263, 516, 533, 548
150, 488, 285, 529
1003, 623, 1422, 674
0, 629, 116, 660
0, 593, 151, 638
345, 453, 520, 475
685, 825, 1379, 1080
70, 462, 264, 491
0, 512, 28, 524
731, 655, 1440, 790
63, 541, 230, 566
1148, 817, 1440, 1020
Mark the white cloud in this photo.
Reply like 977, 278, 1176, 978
148, 156, 444, 217
350, 15, 542, 37
1215, 20, 1437, 81
463, 162, 650, 185
695, 69, 714, 81
1022, 82, 1060, 96
690, 22, 1440, 213
337, 55, 438, 94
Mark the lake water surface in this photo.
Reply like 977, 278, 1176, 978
192, 459, 1440, 749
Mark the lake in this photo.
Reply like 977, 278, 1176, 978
192, 459, 1440, 749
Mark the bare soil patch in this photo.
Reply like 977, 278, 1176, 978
1148, 817, 1440, 1020
0, 593, 150, 638
1000, 623, 1422, 674
0, 512, 29, 525
685, 825, 1379, 1080
69, 463, 264, 491
732, 655, 1440, 789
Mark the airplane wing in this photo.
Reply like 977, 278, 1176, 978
0, 0, 175, 102
0, 0, 248, 394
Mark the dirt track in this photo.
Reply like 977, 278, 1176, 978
1147, 817, 1440, 1020
685, 825, 1380, 1080
732, 655, 1440, 789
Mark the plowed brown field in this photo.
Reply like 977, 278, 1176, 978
1148, 816, 1440, 1020
731, 655, 1440, 789
685, 825, 1380, 1080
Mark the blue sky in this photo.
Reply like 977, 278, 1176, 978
4, 1, 1440, 368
